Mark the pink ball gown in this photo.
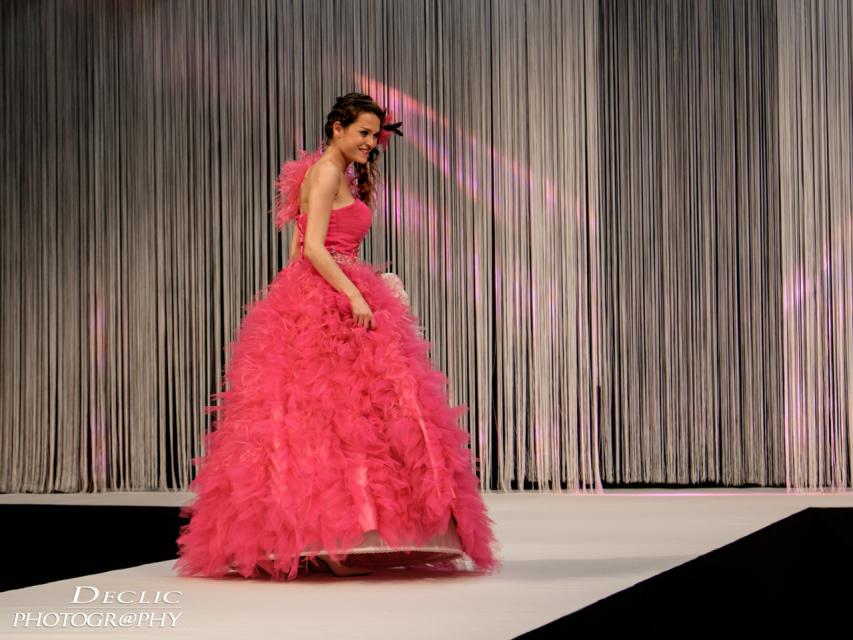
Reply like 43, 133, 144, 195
173, 146, 501, 580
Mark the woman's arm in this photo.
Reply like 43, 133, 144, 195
302, 163, 362, 301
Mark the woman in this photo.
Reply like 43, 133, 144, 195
174, 93, 500, 580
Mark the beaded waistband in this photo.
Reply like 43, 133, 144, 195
327, 246, 359, 265
297, 244, 360, 266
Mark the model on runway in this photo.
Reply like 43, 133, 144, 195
174, 92, 501, 581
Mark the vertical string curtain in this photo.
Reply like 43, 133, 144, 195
0, 0, 850, 493
597, 0, 788, 487
778, 0, 852, 488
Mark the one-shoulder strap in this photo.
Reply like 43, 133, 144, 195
274, 145, 363, 232
271, 145, 323, 230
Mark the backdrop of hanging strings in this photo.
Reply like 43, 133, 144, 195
0, 0, 849, 492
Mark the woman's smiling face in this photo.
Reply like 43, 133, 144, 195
335, 112, 381, 164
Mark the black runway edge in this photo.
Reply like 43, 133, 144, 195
3, 505, 182, 592
516, 507, 853, 637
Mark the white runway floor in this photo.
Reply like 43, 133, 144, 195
1, 489, 851, 639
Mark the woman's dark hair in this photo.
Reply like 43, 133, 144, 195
322, 93, 386, 206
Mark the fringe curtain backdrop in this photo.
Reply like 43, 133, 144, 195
0, 0, 850, 493
597, 0, 788, 487
778, 0, 852, 488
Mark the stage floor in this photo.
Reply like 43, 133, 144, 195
1, 489, 851, 638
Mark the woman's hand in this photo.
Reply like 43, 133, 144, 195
348, 293, 375, 329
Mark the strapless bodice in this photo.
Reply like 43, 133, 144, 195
296, 199, 372, 259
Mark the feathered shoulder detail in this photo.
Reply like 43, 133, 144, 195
272, 146, 324, 229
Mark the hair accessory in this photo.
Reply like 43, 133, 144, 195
378, 107, 403, 150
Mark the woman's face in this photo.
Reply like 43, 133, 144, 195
334, 112, 381, 164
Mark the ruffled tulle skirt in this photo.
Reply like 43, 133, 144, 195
173, 254, 500, 580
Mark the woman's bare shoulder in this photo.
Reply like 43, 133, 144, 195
299, 159, 342, 213
306, 158, 342, 182
300, 160, 341, 209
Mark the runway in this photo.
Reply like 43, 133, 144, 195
2, 489, 850, 638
